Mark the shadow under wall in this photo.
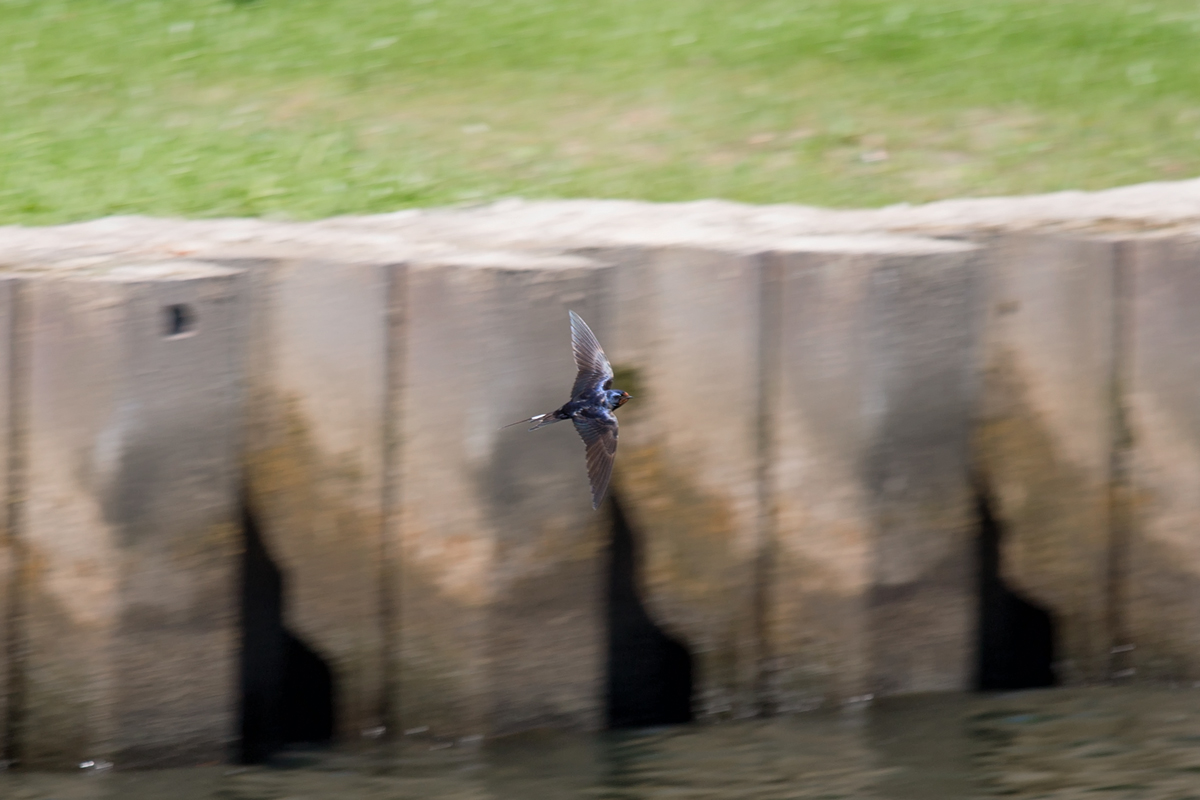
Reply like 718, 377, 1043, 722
975, 488, 1057, 691
605, 494, 694, 728
238, 499, 336, 763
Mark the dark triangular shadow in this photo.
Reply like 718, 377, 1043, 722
238, 497, 335, 763
605, 494, 693, 727
975, 486, 1057, 690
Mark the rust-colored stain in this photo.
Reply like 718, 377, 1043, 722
11, 516, 239, 768
169, 520, 238, 563
242, 391, 385, 738
615, 445, 742, 616
396, 493, 606, 738
613, 443, 758, 719
1126, 533, 1200, 681
973, 348, 1112, 685
765, 525, 872, 709
395, 545, 491, 739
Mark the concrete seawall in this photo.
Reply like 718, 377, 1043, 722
1, 179, 1200, 766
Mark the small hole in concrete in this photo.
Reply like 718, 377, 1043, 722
606, 494, 694, 728
238, 496, 336, 763
975, 485, 1057, 690
165, 304, 195, 337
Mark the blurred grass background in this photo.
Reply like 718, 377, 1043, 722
2, 0, 1199, 223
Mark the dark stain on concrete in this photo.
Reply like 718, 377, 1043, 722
239, 497, 334, 764
974, 483, 1057, 691
614, 444, 758, 720
973, 348, 1113, 685
242, 393, 385, 740
606, 493, 693, 728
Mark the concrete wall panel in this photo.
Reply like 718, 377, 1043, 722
239, 257, 398, 741
766, 249, 874, 709
766, 239, 981, 709
862, 249, 982, 694
973, 234, 1118, 684
394, 253, 612, 739
0, 277, 15, 759
1126, 234, 1200, 680
587, 245, 766, 721
18, 262, 246, 768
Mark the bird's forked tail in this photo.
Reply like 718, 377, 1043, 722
500, 411, 567, 431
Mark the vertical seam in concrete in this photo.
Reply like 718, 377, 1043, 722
963, 244, 992, 687
379, 262, 406, 737
1106, 239, 1135, 682
4, 278, 29, 763
227, 268, 253, 758
753, 251, 782, 715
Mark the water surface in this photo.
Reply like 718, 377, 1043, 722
5, 688, 1200, 799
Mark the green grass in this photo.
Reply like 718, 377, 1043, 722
3, 0, 1200, 223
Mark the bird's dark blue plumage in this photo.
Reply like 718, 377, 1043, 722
504, 311, 631, 509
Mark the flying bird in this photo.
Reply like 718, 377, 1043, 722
504, 311, 631, 509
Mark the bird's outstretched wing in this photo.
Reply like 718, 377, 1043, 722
569, 311, 614, 399
572, 412, 618, 509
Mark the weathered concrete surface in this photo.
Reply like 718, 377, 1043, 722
394, 252, 612, 740
575, 236, 980, 718
972, 235, 1118, 685
14, 260, 246, 768
764, 238, 982, 710
582, 244, 767, 721
1124, 233, 1200, 681
763, 247, 872, 710
0, 180, 1199, 759
236, 255, 400, 741
860, 243, 984, 695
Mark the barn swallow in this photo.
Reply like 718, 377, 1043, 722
504, 311, 631, 509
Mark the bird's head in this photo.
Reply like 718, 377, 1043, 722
607, 389, 632, 409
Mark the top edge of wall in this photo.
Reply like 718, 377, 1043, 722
0, 257, 242, 281
409, 251, 601, 271
3, 178, 1200, 261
